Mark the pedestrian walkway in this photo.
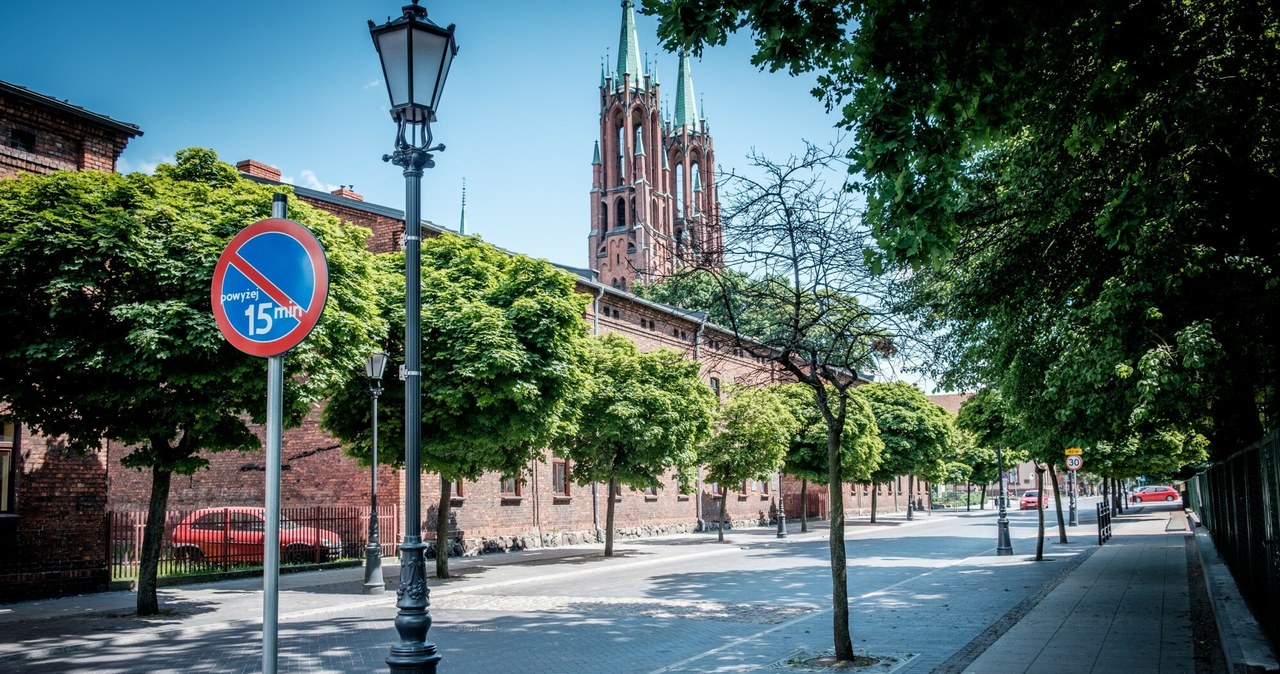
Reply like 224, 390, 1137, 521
964, 504, 1194, 673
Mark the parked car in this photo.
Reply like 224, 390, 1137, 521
1131, 485, 1180, 503
1019, 490, 1047, 510
170, 507, 343, 564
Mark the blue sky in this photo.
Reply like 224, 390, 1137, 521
1, 0, 841, 269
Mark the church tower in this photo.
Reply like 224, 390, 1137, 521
589, 0, 722, 292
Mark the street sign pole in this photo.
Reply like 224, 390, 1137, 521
262, 193, 287, 674
210, 197, 328, 674
1065, 450, 1083, 527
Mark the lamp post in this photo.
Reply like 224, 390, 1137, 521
995, 443, 1013, 555
363, 352, 389, 594
369, 2, 457, 672
775, 472, 787, 538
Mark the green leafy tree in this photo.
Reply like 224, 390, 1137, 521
0, 149, 384, 615
561, 334, 715, 556
323, 234, 588, 578
777, 383, 882, 530
857, 382, 954, 521
633, 143, 906, 661
704, 385, 794, 542
650, 0, 1278, 469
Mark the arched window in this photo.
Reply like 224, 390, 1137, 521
673, 163, 685, 221
616, 123, 626, 185
599, 202, 607, 233
690, 161, 701, 215
614, 197, 626, 232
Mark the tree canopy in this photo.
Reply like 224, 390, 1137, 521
0, 148, 384, 614
856, 382, 954, 485
322, 233, 588, 577
650, 0, 1278, 468
560, 333, 716, 556
704, 385, 795, 541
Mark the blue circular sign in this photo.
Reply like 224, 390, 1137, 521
211, 219, 329, 357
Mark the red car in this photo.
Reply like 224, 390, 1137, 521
1019, 490, 1047, 510
1131, 486, 1180, 503
170, 507, 343, 565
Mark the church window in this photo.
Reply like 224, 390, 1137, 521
611, 278, 620, 289
709, 377, 720, 398
615, 197, 626, 231
597, 246, 606, 257
446, 480, 464, 499
599, 202, 607, 232
673, 163, 685, 220
627, 243, 636, 253
500, 476, 521, 497
616, 123, 626, 185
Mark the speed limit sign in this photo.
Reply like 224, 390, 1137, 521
1066, 455, 1083, 471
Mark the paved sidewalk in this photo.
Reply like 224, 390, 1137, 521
964, 503, 1197, 673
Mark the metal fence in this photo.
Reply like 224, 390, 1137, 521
109, 505, 399, 581
1187, 429, 1280, 653
1096, 501, 1112, 545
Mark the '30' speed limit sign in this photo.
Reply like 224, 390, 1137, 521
1065, 455, 1083, 471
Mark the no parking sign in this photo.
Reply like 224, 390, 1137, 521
211, 218, 329, 357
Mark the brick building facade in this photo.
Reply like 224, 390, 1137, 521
0, 79, 141, 601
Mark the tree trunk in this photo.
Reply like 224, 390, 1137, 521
605, 477, 618, 556
1048, 463, 1067, 543
965, 481, 972, 511
870, 484, 878, 523
717, 483, 728, 543
436, 477, 452, 579
800, 478, 809, 533
136, 463, 173, 616
827, 428, 854, 661
1035, 466, 1046, 561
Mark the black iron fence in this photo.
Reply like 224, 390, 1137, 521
1187, 429, 1280, 653
109, 505, 399, 581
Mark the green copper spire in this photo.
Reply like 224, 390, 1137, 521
634, 128, 645, 156
592, 140, 601, 165
459, 178, 467, 235
674, 51, 698, 130
616, 0, 644, 87
600, 59, 606, 89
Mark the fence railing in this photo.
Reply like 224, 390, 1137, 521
1097, 501, 1112, 545
1188, 429, 1280, 654
109, 505, 399, 581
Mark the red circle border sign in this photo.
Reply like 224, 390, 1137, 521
210, 218, 329, 357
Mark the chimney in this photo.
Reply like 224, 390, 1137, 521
235, 159, 281, 182
330, 185, 364, 202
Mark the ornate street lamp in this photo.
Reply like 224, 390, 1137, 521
363, 352, 389, 595
995, 443, 1013, 555
369, 2, 457, 672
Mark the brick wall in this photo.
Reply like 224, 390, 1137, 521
0, 426, 110, 602
0, 89, 133, 179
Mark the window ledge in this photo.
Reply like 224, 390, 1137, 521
737, 494, 749, 502
644, 496, 659, 502
500, 497, 522, 506
552, 496, 572, 504
449, 497, 465, 507
677, 495, 690, 502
